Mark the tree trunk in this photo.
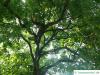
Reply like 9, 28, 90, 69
33, 59, 40, 75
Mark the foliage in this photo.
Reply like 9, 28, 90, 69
0, 0, 100, 75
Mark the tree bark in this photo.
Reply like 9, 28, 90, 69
33, 59, 40, 75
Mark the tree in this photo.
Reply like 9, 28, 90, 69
0, 0, 100, 75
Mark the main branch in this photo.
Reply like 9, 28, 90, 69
41, 57, 74, 75
42, 46, 79, 56
21, 34, 35, 63
40, 31, 57, 52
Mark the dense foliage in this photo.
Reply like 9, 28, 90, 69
0, 0, 100, 75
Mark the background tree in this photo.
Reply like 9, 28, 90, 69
0, 0, 100, 75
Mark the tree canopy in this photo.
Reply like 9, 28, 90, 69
0, 0, 100, 75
